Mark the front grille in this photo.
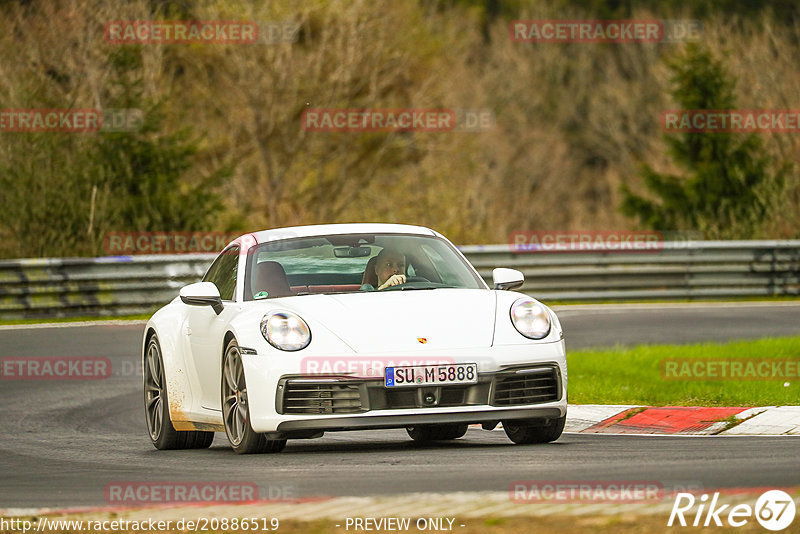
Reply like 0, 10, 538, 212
278, 377, 490, 414
384, 385, 471, 409
277, 366, 560, 414
492, 366, 560, 406
281, 382, 364, 414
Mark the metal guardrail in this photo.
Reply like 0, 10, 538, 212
1, 241, 799, 320
466, 240, 800, 301
0, 255, 215, 320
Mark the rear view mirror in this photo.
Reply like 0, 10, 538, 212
334, 246, 372, 258
180, 282, 224, 314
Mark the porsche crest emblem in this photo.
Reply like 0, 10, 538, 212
417, 337, 428, 344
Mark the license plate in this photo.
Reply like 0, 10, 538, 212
385, 363, 478, 387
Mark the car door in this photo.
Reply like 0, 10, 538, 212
186, 246, 240, 411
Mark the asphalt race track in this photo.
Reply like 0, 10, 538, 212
1, 303, 799, 508
556, 302, 800, 348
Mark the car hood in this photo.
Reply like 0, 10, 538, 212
284, 288, 497, 353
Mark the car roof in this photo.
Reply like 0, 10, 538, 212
248, 223, 440, 243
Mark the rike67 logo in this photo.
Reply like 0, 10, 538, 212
668, 490, 796, 531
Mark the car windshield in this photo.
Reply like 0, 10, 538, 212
244, 233, 485, 300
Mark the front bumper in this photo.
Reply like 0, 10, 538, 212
242, 341, 567, 433
276, 364, 562, 413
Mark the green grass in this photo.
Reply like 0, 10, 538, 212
568, 336, 800, 406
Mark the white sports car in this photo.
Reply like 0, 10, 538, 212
143, 223, 567, 453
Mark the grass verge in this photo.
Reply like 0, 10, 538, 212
567, 336, 800, 406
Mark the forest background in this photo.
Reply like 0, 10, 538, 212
0, 0, 797, 258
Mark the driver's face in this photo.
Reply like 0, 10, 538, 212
376, 252, 406, 286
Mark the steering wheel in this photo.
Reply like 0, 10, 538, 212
379, 275, 431, 291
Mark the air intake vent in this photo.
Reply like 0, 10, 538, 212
282, 382, 364, 414
492, 367, 560, 406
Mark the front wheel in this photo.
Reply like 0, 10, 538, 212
406, 424, 468, 442
503, 416, 565, 445
221, 339, 286, 454
144, 335, 213, 450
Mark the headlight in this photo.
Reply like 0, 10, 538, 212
510, 298, 551, 339
260, 311, 311, 351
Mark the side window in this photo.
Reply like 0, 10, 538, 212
202, 246, 239, 301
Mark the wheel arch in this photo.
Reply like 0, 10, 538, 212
143, 327, 158, 356
144, 311, 195, 428
223, 330, 236, 353
221, 329, 236, 372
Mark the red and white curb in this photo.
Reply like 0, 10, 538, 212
479, 405, 800, 435
566, 405, 800, 436
564, 405, 641, 433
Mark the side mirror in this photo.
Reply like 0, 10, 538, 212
492, 268, 524, 291
180, 282, 224, 314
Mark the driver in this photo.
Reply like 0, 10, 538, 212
362, 248, 406, 291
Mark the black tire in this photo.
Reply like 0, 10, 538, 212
503, 416, 565, 444
221, 339, 287, 454
144, 335, 214, 450
406, 423, 469, 442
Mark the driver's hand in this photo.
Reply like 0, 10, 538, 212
377, 274, 406, 290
